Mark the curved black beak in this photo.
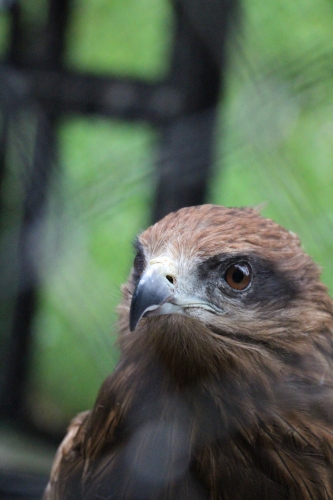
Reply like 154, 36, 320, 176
129, 267, 174, 332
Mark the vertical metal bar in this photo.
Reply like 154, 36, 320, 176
0, 109, 56, 418
0, 0, 71, 419
7, 0, 21, 64
45, 0, 72, 66
152, 0, 238, 222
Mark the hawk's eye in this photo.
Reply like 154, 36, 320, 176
224, 262, 252, 291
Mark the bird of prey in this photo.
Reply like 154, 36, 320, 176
44, 204, 333, 500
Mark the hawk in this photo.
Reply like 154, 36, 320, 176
44, 204, 333, 499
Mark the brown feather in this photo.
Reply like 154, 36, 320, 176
44, 205, 333, 499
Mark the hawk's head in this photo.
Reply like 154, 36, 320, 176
127, 205, 331, 340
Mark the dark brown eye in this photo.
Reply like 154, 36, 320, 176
224, 263, 252, 291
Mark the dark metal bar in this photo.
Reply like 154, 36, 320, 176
152, 0, 238, 222
43, 0, 72, 67
1, 66, 184, 124
0, 0, 70, 420
0, 110, 57, 418
6, 0, 21, 64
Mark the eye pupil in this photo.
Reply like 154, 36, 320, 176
225, 262, 252, 291
232, 268, 245, 284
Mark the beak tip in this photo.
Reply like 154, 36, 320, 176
129, 303, 140, 332
129, 319, 137, 332
129, 267, 174, 332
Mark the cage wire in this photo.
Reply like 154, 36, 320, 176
0, 0, 333, 498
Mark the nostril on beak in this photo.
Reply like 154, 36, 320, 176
166, 275, 174, 284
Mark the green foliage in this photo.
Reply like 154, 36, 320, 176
65, 0, 173, 77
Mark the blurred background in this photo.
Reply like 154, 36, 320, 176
1, 0, 333, 497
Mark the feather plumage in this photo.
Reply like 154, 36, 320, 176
44, 205, 333, 499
